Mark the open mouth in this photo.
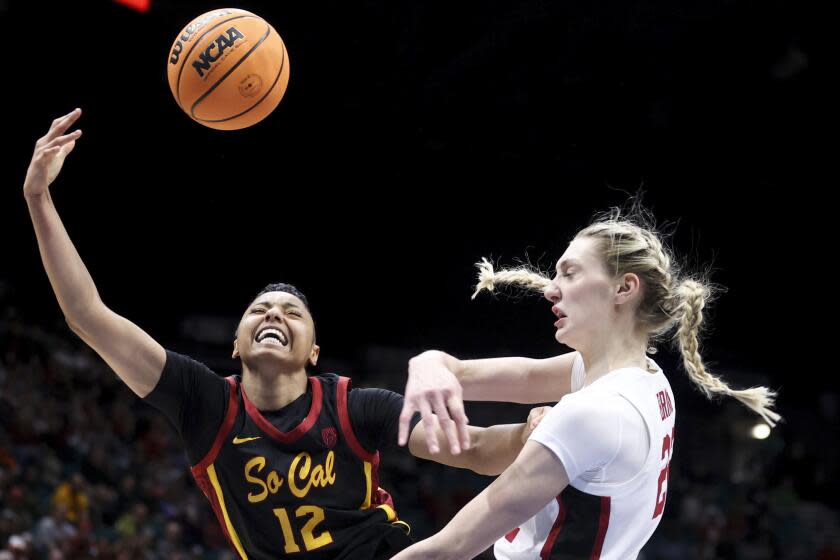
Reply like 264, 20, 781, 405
255, 327, 288, 347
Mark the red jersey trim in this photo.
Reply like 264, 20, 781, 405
540, 496, 567, 559
336, 376, 384, 511
192, 377, 240, 472
242, 376, 323, 444
590, 496, 611, 559
336, 376, 378, 462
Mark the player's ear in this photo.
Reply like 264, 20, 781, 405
309, 344, 320, 367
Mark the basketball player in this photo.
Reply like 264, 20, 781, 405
394, 206, 781, 559
22, 109, 540, 559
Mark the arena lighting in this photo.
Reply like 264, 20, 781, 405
112, 0, 151, 13
750, 423, 771, 440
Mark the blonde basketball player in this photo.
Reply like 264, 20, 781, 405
395, 206, 780, 559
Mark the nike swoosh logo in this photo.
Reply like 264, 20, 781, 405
232, 436, 261, 445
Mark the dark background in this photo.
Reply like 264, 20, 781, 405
1, 0, 831, 558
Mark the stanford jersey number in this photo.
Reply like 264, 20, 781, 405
652, 427, 675, 518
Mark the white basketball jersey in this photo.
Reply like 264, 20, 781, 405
494, 355, 676, 559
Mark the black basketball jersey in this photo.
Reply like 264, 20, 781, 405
190, 373, 403, 559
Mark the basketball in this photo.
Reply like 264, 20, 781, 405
167, 8, 290, 130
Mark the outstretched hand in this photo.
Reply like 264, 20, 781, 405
24, 109, 82, 199
398, 354, 471, 455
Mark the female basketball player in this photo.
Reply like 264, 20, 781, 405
22, 109, 543, 560
395, 204, 780, 559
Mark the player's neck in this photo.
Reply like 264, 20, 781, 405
241, 366, 309, 410
579, 330, 649, 386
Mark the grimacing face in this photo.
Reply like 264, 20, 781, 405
232, 291, 319, 370
543, 236, 617, 348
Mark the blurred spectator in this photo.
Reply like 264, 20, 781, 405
50, 473, 89, 530
33, 504, 76, 554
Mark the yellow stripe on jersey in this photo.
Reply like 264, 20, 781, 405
376, 504, 397, 522
393, 520, 411, 535
208, 464, 248, 560
362, 461, 372, 508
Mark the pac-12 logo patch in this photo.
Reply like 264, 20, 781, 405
321, 427, 338, 449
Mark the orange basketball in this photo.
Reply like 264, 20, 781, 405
167, 8, 290, 130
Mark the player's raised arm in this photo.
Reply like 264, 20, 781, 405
24, 109, 165, 397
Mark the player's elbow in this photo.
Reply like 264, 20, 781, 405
65, 315, 88, 337
63, 301, 109, 343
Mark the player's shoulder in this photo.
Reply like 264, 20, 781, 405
163, 349, 232, 385
310, 372, 344, 393
553, 389, 630, 427
346, 385, 403, 414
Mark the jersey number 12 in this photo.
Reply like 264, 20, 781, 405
274, 505, 333, 553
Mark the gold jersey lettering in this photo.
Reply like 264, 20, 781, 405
289, 451, 336, 498
244, 456, 285, 503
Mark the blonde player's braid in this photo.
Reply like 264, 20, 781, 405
471, 258, 551, 299
673, 280, 781, 426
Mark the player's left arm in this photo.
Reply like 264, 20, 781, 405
408, 406, 551, 476
352, 387, 550, 476
393, 440, 569, 560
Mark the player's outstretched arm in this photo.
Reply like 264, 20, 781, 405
24, 109, 165, 397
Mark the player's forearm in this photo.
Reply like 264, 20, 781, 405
411, 350, 532, 402
396, 443, 566, 560
410, 350, 527, 402
26, 192, 105, 331
410, 423, 521, 475
393, 482, 530, 560
467, 423, 525, 475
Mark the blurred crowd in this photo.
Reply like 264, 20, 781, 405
1, 310, 838, 559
